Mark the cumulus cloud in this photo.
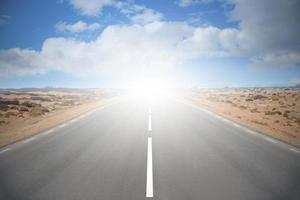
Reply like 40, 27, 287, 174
55, 20, 101, 33
178, 26, 241, 58
177, 0, 214, 7
0, 48, 44, 76
67, 0, 164, 25
230, 0, 300, 66
1, 0, 299, 79
114, 1, 164, 25
68, 0, 114, 16
251, 52, 300, 68
130, 9, 163, 25
0, 21, 240, 78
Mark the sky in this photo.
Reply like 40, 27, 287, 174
0, 0, 299, 88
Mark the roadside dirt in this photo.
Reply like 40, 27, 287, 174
181, 88, 300, 148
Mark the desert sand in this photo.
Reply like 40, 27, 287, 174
181, 87, 300, 148
0, 88, 119, 147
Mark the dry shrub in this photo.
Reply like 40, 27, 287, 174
251, 120, 268, 126
0, 118, 6, 124
250, 108, 260, 113
253, 94, 267, 100
265, 111, 282, 115
5, 110, 19, 117
30, 96, 52, 101
0, 99, 19, 105
283, 110, 290, 118
0, 104, 9, 111
19, 106, 29, 112
21, 101, 36, 107
30, 105, 49, 117
239, 105, 247, 109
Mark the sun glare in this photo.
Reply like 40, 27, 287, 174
127, 79, 174, 103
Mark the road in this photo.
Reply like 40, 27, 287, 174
0, 95, 300, 200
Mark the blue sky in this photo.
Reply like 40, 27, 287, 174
0, 0, 299, 88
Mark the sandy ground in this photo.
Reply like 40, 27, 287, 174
0, 89, 120, 148
180, 88, 300, 148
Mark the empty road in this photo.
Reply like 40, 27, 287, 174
0, 95, 300, 200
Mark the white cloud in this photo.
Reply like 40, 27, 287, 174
114, 1, 145, 14
55, 21, 101, 33
68, 0, 114, 16
251, 52, 300, 68
177, 0, 214, 7
115, 1, 164, 25
230, 0, 300, 66
0, 22, 191, 78
231, 0, 300, 52
1, 0, 299, 80
130, 9, 163, 25
178, 26, 241, 58
0, 22, 239, 79
67, 0, 164, 25
0, 15, 11, 26
0, 48, 44, 76
177, 0, 300, 67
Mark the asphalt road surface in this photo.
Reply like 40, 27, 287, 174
1, 95, 300, 200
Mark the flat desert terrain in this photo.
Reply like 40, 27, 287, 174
182, 87, 300, 148
0, 88, 119, 147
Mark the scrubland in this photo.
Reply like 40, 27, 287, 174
182, 87, 300, 148
0, 88, 119, 147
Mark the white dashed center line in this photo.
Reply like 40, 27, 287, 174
146, 106, 154, 198
146, 137, 153, 198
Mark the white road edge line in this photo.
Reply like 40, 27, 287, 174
23, 137, 35, 144
149, 108, 151, 115
59, 123, 66, 128
264, 137, 278, 144
0, 148, 11, 154
289, 148, 300, 154
148, 115, 152, 131
43, 129, 54, 135
246, 129, 257, 135
233, 123, 241, 128
0, 102, 119, 153
178, 99, 300, 153
222, 118, 229, 122
146, 137, 154, 198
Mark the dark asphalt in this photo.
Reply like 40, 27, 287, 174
0, 96, 299, 200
